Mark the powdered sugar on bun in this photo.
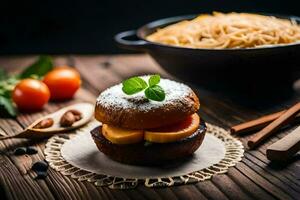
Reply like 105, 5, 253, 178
96, 76, 193, 112
95, 76, 200, 129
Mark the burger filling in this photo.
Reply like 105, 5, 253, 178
101, 113, 200, 144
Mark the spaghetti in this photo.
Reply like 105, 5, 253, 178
146, 12, 300, 49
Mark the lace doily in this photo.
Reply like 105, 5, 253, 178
44, 121, 244, 189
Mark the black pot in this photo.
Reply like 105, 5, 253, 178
115, 14, 300, 96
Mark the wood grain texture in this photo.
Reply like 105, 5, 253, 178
0, 55, 299, 200
266, 126, 300, 161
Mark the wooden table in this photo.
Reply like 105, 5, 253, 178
0, 55, 299, 200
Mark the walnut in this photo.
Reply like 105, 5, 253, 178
60, 110, 82, 127
33, 118, 54, 129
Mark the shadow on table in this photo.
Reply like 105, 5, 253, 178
267, 153, 300, 170
193, 77, 300, 109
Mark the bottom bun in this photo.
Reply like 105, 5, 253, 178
90, 120, 206, 166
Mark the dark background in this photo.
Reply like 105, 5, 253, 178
1, 0, 300, 54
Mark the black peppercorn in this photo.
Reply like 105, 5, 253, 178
31, 161, 49, 172
35, 171, 48, 179
14, 147, 26, 156
26, 146, 38, 155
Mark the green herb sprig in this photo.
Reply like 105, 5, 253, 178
0, 56, 53, 117
122, 75, 165, 101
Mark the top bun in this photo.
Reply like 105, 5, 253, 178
95, 76, 200, 129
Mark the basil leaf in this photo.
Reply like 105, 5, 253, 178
0, 96, 16, 117
0, 69, 7, 81
20, 56, 53, 79
144, 85, 165, 101
122, 77, 148, 95
148, 74, 160, 86
0, 88, 5, 96
0, 88, 12, 98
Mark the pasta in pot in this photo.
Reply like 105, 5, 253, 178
146, 12, 300, 49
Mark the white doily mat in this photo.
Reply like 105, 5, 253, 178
45, 121, 244, 189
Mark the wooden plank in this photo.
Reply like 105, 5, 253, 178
195, 181, 229, 200
211, 173, 253, 200
171, 185, 208, 200
248, 150, 300, 187
0, 120, 55, 200
72, 55, 168, 94
13, 100, 111, 200
242, 156, 300, 197
227, 167, 276, 200
254, 131, 300, 179
153, 188, 179, 200
0, 56, 38, 72
244, 152, 300, 190
135, 186, 165, 200
0, 55, 299, 200
0, 156, 46, 200
0, 56, 112, 200
235, 161, 294, 200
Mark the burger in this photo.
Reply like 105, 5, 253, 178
91, 75, 206, 165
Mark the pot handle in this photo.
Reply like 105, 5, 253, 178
115, 30, 150, 51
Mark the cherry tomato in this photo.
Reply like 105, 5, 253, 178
12, 79, 50, 111
43, 67, 81, 101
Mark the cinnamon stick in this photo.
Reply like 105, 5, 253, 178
230, 110, 286, 135
247, 102, 300, 149
231, 110, 300, 135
